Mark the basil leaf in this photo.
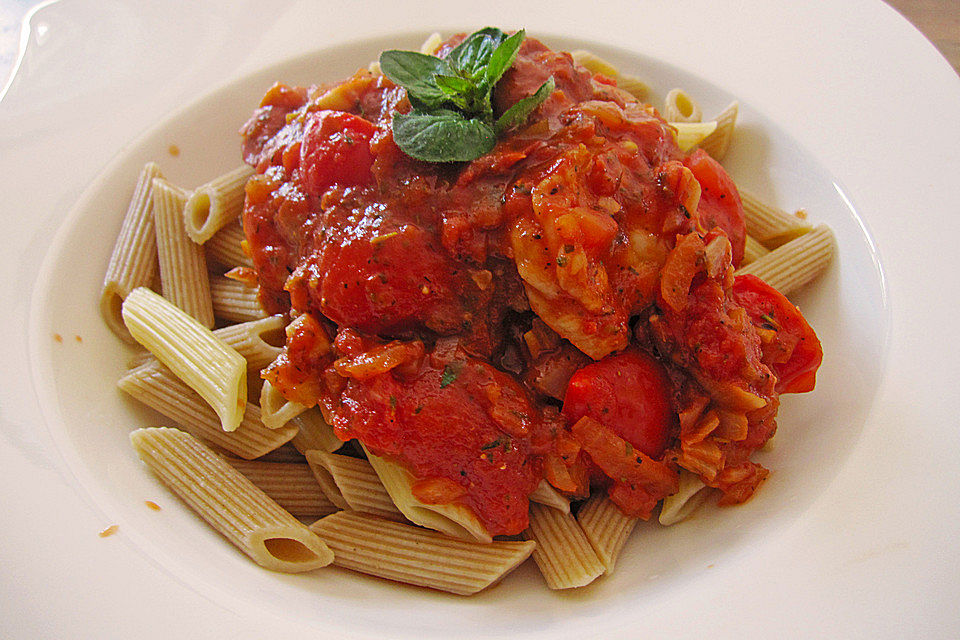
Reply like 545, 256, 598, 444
393, 111, 497, 162
379, 50, 452, 106
445, 27, 506, 76
483, 29, 525, 91
433, 74, 474, 96
494, 76, 555, 135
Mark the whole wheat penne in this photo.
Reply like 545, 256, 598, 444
363, 445, 492, 543
571, 49, 649, 99
131, 427, 332, 572
419, 32, 443, 55
210, 275, 267, 323
118, 360, 295, 459
305, 451, 405, 521
529, 479, 570, 514
576, 493, 638, 575
742, 234, 770, 265
210, 315, 285, 372
734, 224, 834, 296
664, 88, 702, 123
100, 162, 162, 343
672, 121, 718, 152
310, 511, 535, 595
289, 408, 344, 455
152, 178, 215, 328
259, 379, 308, 429
254, 442, 307, 463
524, 502, 605, 589
223, 458, 337, 519
184, 165, 254, 244
612, 72, 650, 100
739, 187, 813, 247
122, 287, 247, 431
699, 100, 738, 160
128, 315, 284, 375
205, 218, 253, 269
571, 49, 618, 76
659, 470, 711, 526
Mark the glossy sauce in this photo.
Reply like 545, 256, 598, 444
240, 36, 818, 534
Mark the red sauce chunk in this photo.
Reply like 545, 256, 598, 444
239, 34, 822, 534
333, 336, 548, 535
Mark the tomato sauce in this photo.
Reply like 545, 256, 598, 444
241, 35, 821, 534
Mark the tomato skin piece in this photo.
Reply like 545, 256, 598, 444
731, 274, 823, 393
683, 149, 746, 266
299, 110, 376, 195
562, 350, 676, 459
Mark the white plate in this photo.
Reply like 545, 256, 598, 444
4, 1, 960, 638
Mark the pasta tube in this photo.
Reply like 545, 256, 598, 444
310, 511, 535, 595
100, 162, 162, 343
130, 427, 333, 572
121, 287, 247, 431
184, 165, 254, 244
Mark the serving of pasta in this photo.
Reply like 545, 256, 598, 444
100, 29, 833, 595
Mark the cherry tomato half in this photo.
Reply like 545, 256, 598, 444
731, 274, 823, 393
683, 149, 746, 267
562, 350, 675, 458
300, 110, 376, 196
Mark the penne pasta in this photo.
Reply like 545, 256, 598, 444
118, 359, 295, 459
742, 234, 770, 265
672, 120, 718, 152
363, 446, 493, 543
130, 427, 333, 572
571, 49, 617, 77
289, 408, 344, 455
310, 511, 536, 595
305, 451, 405, 521
524, 502, 605, 589
419, 32, 443, 56
100, 162, 162, 343
612, 72, 650, 101
571, 49, 649, 99
253, 442, 307, 463
208, 315, 285, 372
152, 177, 215, 328
184, 165, 254, 244
734, 224, 834, 296
659, 470, 711, 526
739, 187, 813, 247
576, 493, 638, 575
210, 274, 268, 323
128, 315, 283, 374
528, 479, 571, 514
102, 32, 835, 597
664, 88, 702, 123
223, 458, 338, 519
259, 379, 309, 430
204, 218, 253, 269
121, 287, 247, 431
699, 100, 738, 161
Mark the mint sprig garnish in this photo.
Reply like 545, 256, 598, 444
379, 28, 555, 163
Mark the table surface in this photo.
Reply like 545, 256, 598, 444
886, 0, 960, 73
0, 0, 958, 87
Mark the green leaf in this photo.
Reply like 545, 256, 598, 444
483, 29, 525, 91
494, 76, 555, 135
393, 111, 497, 163
433, 74, 476, 111
445, 27, 506, 76
434, 74, 474, 96
439, 361, 465, 387
379, 50, 452, 106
